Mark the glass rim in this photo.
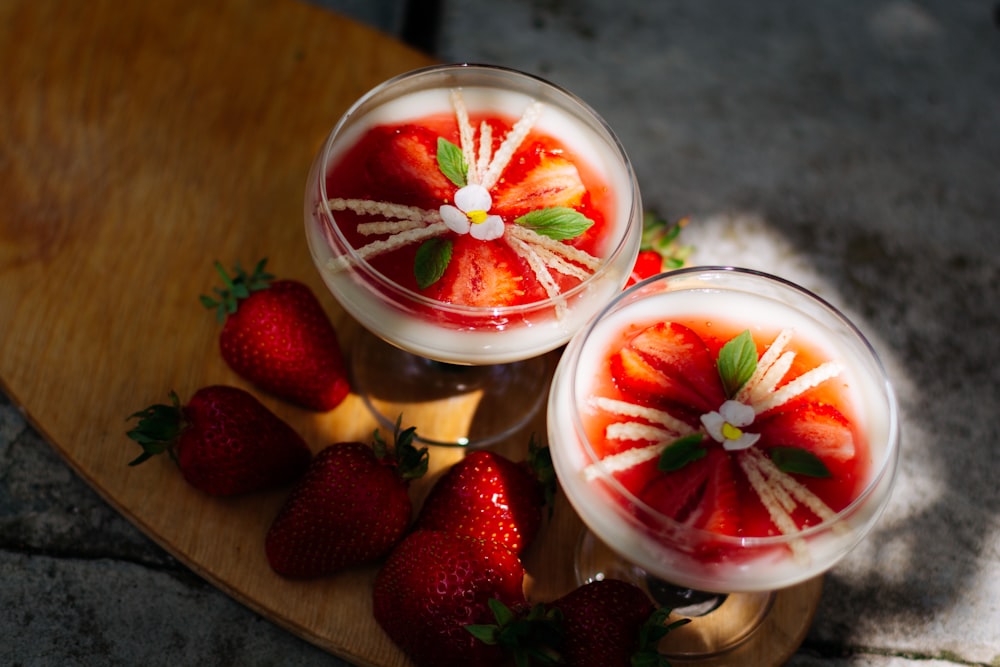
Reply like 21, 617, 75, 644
313, 62, 641, 318
567, 265, 901, 548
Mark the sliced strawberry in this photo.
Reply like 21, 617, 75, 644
611, 322, 726, 414
366, 124, 455, 205
625, 250, 663, 288
422, 235, 528, 308
756, 401, 863, 515
757, 402, 856, 464
492, 152, 586, 216
638, 448, 739, 537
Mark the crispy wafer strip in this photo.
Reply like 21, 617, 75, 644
749, 352, 795, 405
481, 101, 543, 191
326, 223, 448, 271
754, 361, 843, 414
525, 243, 592, 280
476, 121, 492, 184
326, 198, 437, 222
357, 220, 427, 236
506, 224, 602, 270
506, 234, 566, 318
738, 451, 809, 562
746, 448, 838, 523
737, 329, 792, 403
590, 396, 695, 436
583, 443, 664, 482
451, 90, 479, 184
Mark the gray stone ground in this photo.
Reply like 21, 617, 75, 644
3, 0, 999, 665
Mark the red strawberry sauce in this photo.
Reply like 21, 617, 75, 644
583, 315, 873, 543
323, 112, 616, 306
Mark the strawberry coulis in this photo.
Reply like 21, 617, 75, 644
582, 315, 873, 552
323, 112, 616, 320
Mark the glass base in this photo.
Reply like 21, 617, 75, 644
575, 528, 776, 659
350, 328, 552, 447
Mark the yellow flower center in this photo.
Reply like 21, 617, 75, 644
467, 209, 488, 224
721, 422, 744, 441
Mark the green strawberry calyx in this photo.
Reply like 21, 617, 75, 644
126, 391, 187, 466
373, 416, 429, 483
199, 258, 275, 323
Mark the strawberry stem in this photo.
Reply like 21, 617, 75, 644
632, 606, 690, 667
199, 258, 275, 323
373, 416, 429, 482
125, 391, 186, 466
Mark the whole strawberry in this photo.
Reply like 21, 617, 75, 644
414, 438, 555, 555
126, 385, 311, 496
468, 580, 687, 667
550, 579, 687, 667
372, 530, 527, 667
201, 259, 350, 411
625, 213, 691, 288
265, 420, 427, 577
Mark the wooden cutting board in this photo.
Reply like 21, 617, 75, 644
0, 1, 820, 664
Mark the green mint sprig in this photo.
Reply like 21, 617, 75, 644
717, 329, 757, 398
658, 433, 706, 472
414, 238, 453, 289
769, 447, 832, 477
514, 207, 594, 240
437, 138, 467, 187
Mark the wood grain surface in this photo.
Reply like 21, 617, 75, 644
0, 1, 819, 664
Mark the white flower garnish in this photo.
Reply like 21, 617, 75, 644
440, 184, 505, 241
701, 399, 761, 451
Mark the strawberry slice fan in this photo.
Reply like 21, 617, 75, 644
304, 63, 642, 447
547, 267, 901, 662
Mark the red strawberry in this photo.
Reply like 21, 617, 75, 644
422, 235, 528, 308
758, 401, 856, 464
492, 153, 586, 217
366, 124, 455, 205
625, 213, 691, 288
548, 579, 686, 667
612, 322, 726, 414
639, 448, 740, 537
466, 581, 687, 667
126, 386, 311, 496
372, 530, 527, 667
415, 438, 555, 555
201, 259, 350, 412
626, 250, 665, 287
265, 421, 427, 577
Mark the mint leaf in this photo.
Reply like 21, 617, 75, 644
769, 447, 832, 477
437, 138, 467, 187
414, 238, 453, 289
658, 434, 706, 472
514, 207, 594, 240
718, 329, 757, 398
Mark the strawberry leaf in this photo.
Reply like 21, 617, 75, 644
514, 207, 594, 240
769, 447, 832, 477
201, 258, 274, 323
374, 416, 428, 482
125, 391, 185, 466
658, 434, 707, 472
717, 329, 757, 398
437, 137, 467, 187
414, 237, 453, 289
635, 606, 690, 666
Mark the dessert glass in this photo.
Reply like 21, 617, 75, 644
548, 267, 900, 657
305, 64, 642, 446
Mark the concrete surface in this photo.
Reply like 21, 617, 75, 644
2, 0, 999, 665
